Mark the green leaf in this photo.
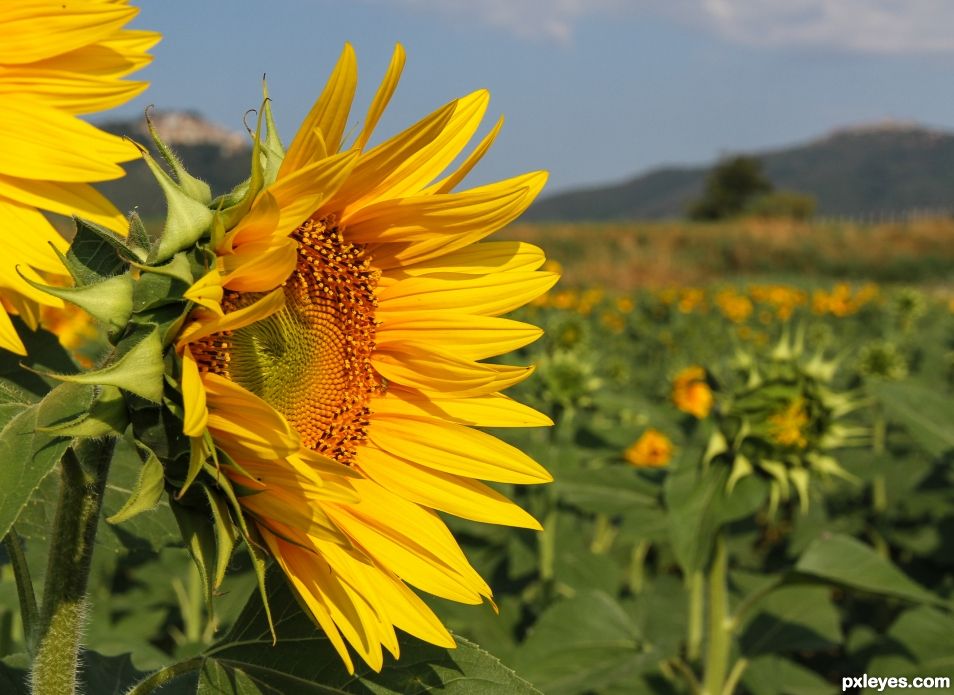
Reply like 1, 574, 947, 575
80, 651, 149, 695
553, 466, 659, 515
865, 606, 954, 686
795, 534, 942, 605
37, 384, 128, 438
869, 380, 954, 457
512, 591, 646, 695
144, 570, 540, 694
665, 464, 768, 573
742, 655, 836, 695
739, 586, 842, 656
0, 399, 71, 541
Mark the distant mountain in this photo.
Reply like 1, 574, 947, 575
95, 111, 252, 221
526, 122, 954, 221
95, 114, 954, 222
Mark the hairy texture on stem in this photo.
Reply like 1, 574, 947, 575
30, 440, 113, 695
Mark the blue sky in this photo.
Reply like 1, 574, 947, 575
112, 0, 954, 194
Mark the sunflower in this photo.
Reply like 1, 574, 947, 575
173, 44, 556, 672
0, 0, 159, 354
625, 428, 674, 468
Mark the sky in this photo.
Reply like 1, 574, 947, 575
111, 0, 954, 194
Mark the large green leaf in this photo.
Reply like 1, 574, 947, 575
665, 464, 768, 573
869, 380, 954, 457
553, 466, 660, 515
739, 586, 842, 656
864, 606, 954, 689
136, 571, 540, 694
742, 655, 837, 695
795, 534, 942, 605
511, 591, 647, 695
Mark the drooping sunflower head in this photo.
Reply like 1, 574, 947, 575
53, 43, 556, 673
0, 0, 159, 354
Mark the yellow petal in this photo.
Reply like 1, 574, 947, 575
367, 415, 552, 484
371, 388, 553, 427
203, 372, 299, 460
354, 44, 405, 152
0, 301, 25, 355
424, 115, 504, 195
0, 97, 136, 181
0, 69, 148, 114
357, 445, 542, 529
279, 43, 357, 176
376, 312, 542, 361
180, 348, 207, 437
376, 271, 558, 317
0, 1, 138, 65
380, 240, 546, 276
372, 343, 533, 397
268, 149, 359, 234
0, 176, 125, 232
177, 288, 284, 348
183, 270, 224, 316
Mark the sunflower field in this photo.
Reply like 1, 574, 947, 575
1, 4, 954, 695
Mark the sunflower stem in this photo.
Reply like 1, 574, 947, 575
2, 527, 39, 657
686, 570, 704, 662
30, 440, 113, 695
701, 534, 731, 695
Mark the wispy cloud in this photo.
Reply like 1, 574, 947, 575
374, 0, 954, 53
697, 0, 954, 54
376, 0, 628, 42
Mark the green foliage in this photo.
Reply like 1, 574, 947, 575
745, 190, 817, 220
689, 156, 774, 221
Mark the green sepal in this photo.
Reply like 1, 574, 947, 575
59, 217, 131, 286
145, 113, 213, 204
200, 483, 238, 591
127, 210, 153, 258
213, 108, 267, 230
260, 87, 285, 187
788, 466, 811, 512
36, 384, 128, 438
43, 327, 165, 402
106, 439, 166, 524
170, 495, 217, 615
178, 432, 214, 498
141, 150, 214, 263
200, 458, 274, 639
131, 253, 194, 284
21, 271, 133, 334
703, 429, 729, 466
726, 453, 754, 493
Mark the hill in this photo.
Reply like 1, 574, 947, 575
94, 114, 954, 223
526, 122, 954, 221
95, 111, 252, 221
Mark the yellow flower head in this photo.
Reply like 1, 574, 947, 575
768, 397, 810, 449
0, 1, 159, 353
625, 428, 674, 468
174, 44, 556, 673
672, 365, 713, 419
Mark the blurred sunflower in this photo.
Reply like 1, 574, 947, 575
625, 428, 673, 468
672, 365, 713, 419
176, 44, 556, 671
0, 0, 158, 354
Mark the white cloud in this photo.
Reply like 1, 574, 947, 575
378, 0, 628, 42
697, 0, 954, 54
374, 0, 954, 53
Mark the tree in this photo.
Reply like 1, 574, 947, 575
688, 156, 773, 221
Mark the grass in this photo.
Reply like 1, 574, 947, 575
503, 216, 954, 290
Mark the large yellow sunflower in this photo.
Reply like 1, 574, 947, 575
0, 0, 159, 353
174, 44, 556, 672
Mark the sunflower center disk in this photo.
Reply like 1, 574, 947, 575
198, 219, 381, 463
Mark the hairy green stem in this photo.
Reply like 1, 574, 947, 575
3, 527, 38, 656
127, 656, 204, 695
702, 535, 730, 695
722, 658, 749, 695
30, 440, 113, 695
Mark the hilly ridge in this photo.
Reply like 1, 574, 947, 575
526, 123, 954, 221
94, 113, 954, 222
